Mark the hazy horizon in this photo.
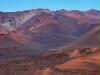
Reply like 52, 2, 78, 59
0, 0, 99, 12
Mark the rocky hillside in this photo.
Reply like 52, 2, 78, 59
0, 9, 99, 75
0, 9, 99, 52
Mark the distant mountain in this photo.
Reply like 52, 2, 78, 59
0, 9, 99, 75
0, 9, 99, 53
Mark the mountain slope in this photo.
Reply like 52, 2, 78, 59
66, 25, 99, 49
0, 9, 99, 52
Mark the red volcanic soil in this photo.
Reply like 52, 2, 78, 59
63, 13, 98, 24
37, 48, 99, 75
9, 31, 31, 45
0, 48, 98, 75
0, 9, 99, 75
0, 9, 99, 51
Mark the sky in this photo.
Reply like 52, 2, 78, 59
0, 0, 99, 12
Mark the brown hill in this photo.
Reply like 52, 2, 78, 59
67, 26, 99, 49
55, 25, 99, 51
36, 48, 99, 75
0, 9, 99, 52
0, 9, 99, 75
